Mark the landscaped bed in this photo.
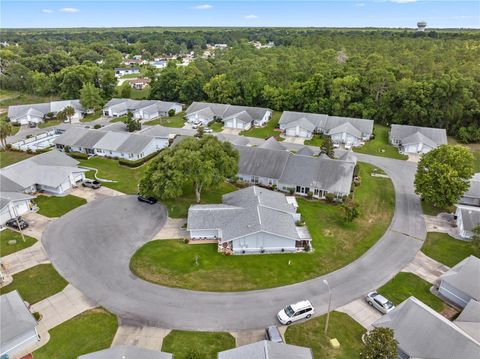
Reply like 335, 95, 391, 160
353, 124, 408, 160
36, 195, 87, 218
80, 110, 102, 122
0, 264, 68, 304
34, 308, 118, 359
422, 232, 480, 267
144, 112, 186, 127
130, 163, 395, 291
161, 330, 235, 359
285, 311, 365, 359
239, 111, 284, 140
0, 229, 37, 256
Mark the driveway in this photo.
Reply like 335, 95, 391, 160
71, 186, 124, 202
42, 152, 426, 331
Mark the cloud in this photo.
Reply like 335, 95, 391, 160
59, 8, 80, 13
390, 0, 417, 3
194, 4, 212, 10
42, 9, 54, 13
244, 14, 258, 19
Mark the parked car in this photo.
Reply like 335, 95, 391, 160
333, 142, 340, 149
344, 142, 352, 150
82, 179, 102, 189
265, 325, 283, 343
204, 127, 213, 133
6, 217, 29, 230
137, 195, 157, 204
365, 292, 395, 314
277, 300, 314, 325
28, 122, 37, 128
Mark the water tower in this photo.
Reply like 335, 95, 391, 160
417, 21, 427, 32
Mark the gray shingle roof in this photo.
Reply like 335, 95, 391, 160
78, 345, 173, 359
463, 173, 480, 201
284, 117, 317, 132
440, 255, 480, 301
140, 125, 171, 138
458, 206, 480, 232
93, 132, 131, 151
117, 133, 154, 154
279, 111, 328, 128
373, 297, 480, 359
401, 131, 438, 149
216, 134, 250, 146
53, 127, 91, 147
103, 99, 181, 114
327, 122, 362, 138
1, 290, 37, 350
390, 124, 448, 147
224, 110, 253, 124
296, 147, 315, 156
454, 299, 480, 343
257, 137, 287, 151
338, 151, 358, 164
186, 102, 270, 122
7, 100, 84, 122
218, 340, 313, 359
0, 192, 34, 210
73, 131, 107, 148
237, 146, 290, 179
325, 116, 373, 134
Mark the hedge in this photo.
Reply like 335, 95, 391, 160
118, 150, 161, 168
68, 152, 89, 160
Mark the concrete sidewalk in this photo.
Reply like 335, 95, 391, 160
20, 212, 54, 240
153, 218, 188, 240
71, 186, 125, 202
337, 299, 382, 330
112, 324, 171, 350
1, 241, 49, 275
230, 329, 266, 347
402, 251, 450, 285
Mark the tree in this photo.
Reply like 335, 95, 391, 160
139, 136, 239, 203
168, 109, 176, 117
120, 81, 132, 98
360, 327, 398, 359
321, 136, 335, 158
341, 198, 359, 222
63, 106, 75, 124
80, 82, 103, 110
123, 111, 141, 132
415, 145, 474, 208
56, 110, 67, 123
195, 126, 205, 138
0, 119, 12, 149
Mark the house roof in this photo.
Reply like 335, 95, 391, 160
0, 192, 34, 211
187, 186, 309, 242
373, 297, 480, 359
93, 132, 131, 151
338, 151, 358, 164
117, 133, 155, 154
218, 340, 313, 359
457, 205, 480, 232
296, 146, 315, 156
325, 116, 373, 134
257, 137, 287, 151
279, 111, 328, 128
186, 102, 270, 121
103, 99, 181, 114
7, 100, 84, 121
390, 124, 448, 147
462, 173, 480, 201
224, 110, 253, 124
284, 117, 317, 132
139, 125, 171, 138
440, 255, 480, 301
78, 345, 173, 359
401, 131, 438, 149
216, 134, 250, 146
1, 290, 37, 350
454, 299, 480, 342
237, 146, 290, 180
327, 122, 362, 138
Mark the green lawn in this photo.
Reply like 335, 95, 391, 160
239, 111, 284, 140
161, 330, 235, 359
0, 229, 37, 256
285, 311, 365, 359
10, 125, 21, 135
130, 163, 395, 291
0, 264, 68, 304
208, 122, 224, 132
38, 119, 62, 129
109, 116, 127, 123
34, 308, 118, 359
378, 272, 445, 312
0, 150, 34, 168
144, 112, 186, 127
80, 110, 102, 123
353, 125, 408, 160
473, 151, 480, 172
36, 195, 87, 218
0, 90, 59, 107
304, 134, 326, 147
422, 232, 480, 267
130, 87, 150, 99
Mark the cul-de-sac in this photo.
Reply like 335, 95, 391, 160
1, 2, 479, 358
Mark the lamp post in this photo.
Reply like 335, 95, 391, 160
323, 279, 332, 336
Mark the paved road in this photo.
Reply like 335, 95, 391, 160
42, 150, 426, 331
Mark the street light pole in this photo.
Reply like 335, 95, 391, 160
323, 279, 332, 336
12, 203, 26, 243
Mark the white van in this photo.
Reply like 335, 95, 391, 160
277, 300, 314, 325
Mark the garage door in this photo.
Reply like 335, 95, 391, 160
286, 128, 296, 137
13, 201, 30, 216
73, 173, 84, 183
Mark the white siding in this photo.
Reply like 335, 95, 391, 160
438, 280, 471, 308
330, 133, 361, 146
231, 231, 297, 254
254, 110, 271, 126
12, 114, 44, 125
0, 328, 39, 358
285, 126, 311, 138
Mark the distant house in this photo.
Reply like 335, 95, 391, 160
372, 297, 480, 359
54, 128, 169, 161
7, 100, 85, 125
0, 192, 35, 227
114, 67, 140, 77
214, 43, 228, 49
103, 99, 182, 120
1, 290, 40, 358
278, 111, 373, 146
438, 255, 480, 308
459, 173, 480, 207
127, 77, 151, 90
78, 345, 173, 359
185, 102, 272, 129
236, 140, 356, 199
454, 299, 480, 343
218, 340, 313, 359
187, 186, 312, 254
149, 60, 167, 69
389, 124, 448, 155
455, 205, 480, 239
0, 150, 87, 196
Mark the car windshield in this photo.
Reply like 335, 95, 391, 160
284, 305, 295, 317
384, 301, 394, 309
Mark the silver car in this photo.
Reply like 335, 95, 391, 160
365, 292, 395, 314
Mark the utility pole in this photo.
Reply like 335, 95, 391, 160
323, 279, 332, 336
12, 204, 26, 242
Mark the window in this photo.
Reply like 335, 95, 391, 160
304, 307, 312, 312
296, 186, 301, 193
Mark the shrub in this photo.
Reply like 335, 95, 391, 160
93, 124, 102, 129
26, 148, 33, 154
288, 187, 295, 195
5, 144, 12, 150
33, 312, 41, 321
118, 150, 161, 168
26, 134, 33, 139
68, 151, 89, 160
271, 184, 277, 191
353, 164, 360, 177
325, 193, 335, 203
306, 191, 313, 198
354, 176, 362, 186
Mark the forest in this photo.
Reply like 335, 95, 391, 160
1, 28, 479, 142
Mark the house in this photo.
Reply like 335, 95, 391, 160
7, 100, 85, 125
236, 143, 355, 199
54, 128, 169, 161
454, 299, 480, 343
185, 102, 272, 129
78, 345, 173, 359
218, 340, 313, 359
187, 186, 312, 254
103, 99, 182, 120
214, 43, 228, 49
455, 205, 480, 239
438, 255, 480, 308
372, 297, 480, 359
389, 124, 448, 155
11, 126, 67, 152
0, 150, 87, 196
149, 60, 167, 69
216, 134, 250, 146
0, 192, 36, 227
1, 290, 40, 358
460, 173, 480, 207
114, 67, 140, 78
127, 77, 151, 90
279, 111, 373, 146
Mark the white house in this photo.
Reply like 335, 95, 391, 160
114, 67, 140, 78
460, 173, 480, 208
455, 205, 480, 239
279, 111, 373, 146
1, 291, 40, 358
185, 102, 271, 129
7, 100, 84, 125
149, 60, 167, 69
438, 255, 480, 308
78, 345, 173, 359
187, 186, 312, 254
0, 192, 36, 227
0, 150, 87, 196
389, 124, 448, 155
218, 340, 313, 359
103, 99, 182, 120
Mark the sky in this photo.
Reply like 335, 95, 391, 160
1, 1, 479, 29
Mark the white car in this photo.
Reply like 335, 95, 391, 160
344, 142, 352, 150
365, 292, 395, 314
204, 128, 213, 133
277, 300, 314, 325
333, 143, 340, 149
